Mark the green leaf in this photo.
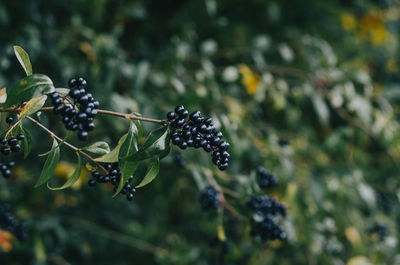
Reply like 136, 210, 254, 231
38, 132, 70, 157
122, 126, 170, 162
82, 141, 111, 155
54, 88, 70, 95
94, 134, 127, 163
4, 74, 55, 108
135, 158, 160, 188
114, 161, 138, 197
119, 121, 139, 157
20, 126, 32, 158
47, 152, 82, 190
34, 138, 60, 187
13, 45, 32, 76
19, 95, 47, 120
114, 121, 140, 197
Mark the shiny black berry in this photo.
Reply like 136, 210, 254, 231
68, 78, 77, 88
1, 146, 10, 155
174, 105, 185, 115
6, 137, 16, 147
16, 134, 25, 141
167, 111, 176, 121
11, 144, 21, 153
127, 193, 134, 201
78, 131, 88, 141
88, 179, 97, 187
3, 169, 11, 178
6, 117, 13, 124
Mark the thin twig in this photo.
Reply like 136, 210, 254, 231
4, 120, 22, 138
47, 255, 72, 265
64, 216, 169, 257
96, 109, 167, 125
26, 116, 108, 174
1, 106, 167, 125
203, 169, 248, 221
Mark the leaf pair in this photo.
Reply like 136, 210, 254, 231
93, 123, 170, 194
4, 46, 55, 111
34, 139, 82, 190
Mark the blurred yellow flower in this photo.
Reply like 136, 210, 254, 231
239, 65, 261, 95
345, 227, 361, 244
341, 14, 357, 31
346, 256, 372, 265
386, 59, 398, 72
360, 12, 389, 46
0, 230, 13, 252
54, 161, 88, 190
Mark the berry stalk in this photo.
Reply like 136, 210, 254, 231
26, 116, 108, 174
1, 106, 166, 125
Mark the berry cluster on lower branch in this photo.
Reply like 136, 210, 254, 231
200, 185, 221, 210
257, 166, 278, 189
1, 117, 25, 179
1, 129, 24, 156
0, 161, 15, 179
247, 195, 286, 241
167, 106, 230, 171
88, 163, 136, 201
0, 204, 25, 240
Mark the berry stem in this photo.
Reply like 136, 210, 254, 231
203, 169, 247, 221
4, 120, 22, 138
1, 106, 167, 125
96, 109, 168, 125
25, 116, 109, 175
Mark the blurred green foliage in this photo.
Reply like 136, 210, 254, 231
1, 0, 400, 264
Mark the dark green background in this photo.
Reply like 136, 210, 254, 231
1, 0, 400, 264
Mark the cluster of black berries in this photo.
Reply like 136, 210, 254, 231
51, 77, 99, 141
0, 204, 25, 240
88, 163, 136, 201
1, 118, 24, 156
257, 167, 278, 189
167, 106, 230, 171
369, 224, 388, 241
200, 185, 221, 210
0, 161, 15, 179
247, 195, 286, 241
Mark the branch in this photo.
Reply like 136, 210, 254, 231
202, 169, 248, 221
64, 216, 169, 257
26, 116, 109, 174
0, 106, 167, 125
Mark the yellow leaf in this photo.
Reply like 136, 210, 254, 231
217, 224, 226, 241
346, 256, 372, 265
85, 162, 97, 172
0, 88, 6, 103
19, 95, 47, 120
341, 14, 357, 31
386, 59, 398, 72
239, 65, 261, 95
359, 12, 389, 46
0, 230, 13, 252
345, 227, 361, 244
